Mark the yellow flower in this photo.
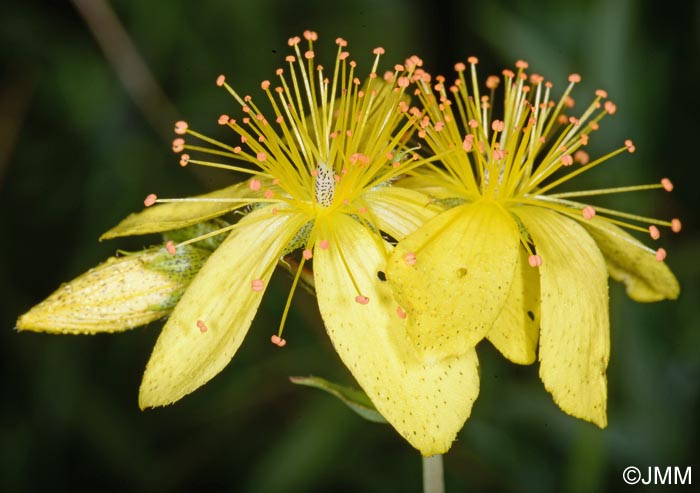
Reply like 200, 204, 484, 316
387, 58, 680, 427
105, 32, 478, 455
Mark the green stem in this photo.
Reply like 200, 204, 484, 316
422, 454, 445, 493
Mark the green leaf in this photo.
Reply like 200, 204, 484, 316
289, 376, 387, 424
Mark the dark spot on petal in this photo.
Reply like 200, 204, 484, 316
377, 270, 386, 282
456, 267, 468, 278
527, 310, 535, 321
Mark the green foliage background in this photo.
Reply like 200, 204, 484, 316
1, 0, 698, 491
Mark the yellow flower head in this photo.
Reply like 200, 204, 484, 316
104, 32, 479, 455
387, 58, 680, 427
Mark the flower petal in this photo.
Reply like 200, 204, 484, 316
486, 247, 541, 365
363, 187, 439, 240
580, 218, 679, 302
313, 214, 480, 456
101, 181, 264, 240
386, 201, 520, 362
16, 246, 209, 334
138, 207, 306, 408
515, 206, 609, 427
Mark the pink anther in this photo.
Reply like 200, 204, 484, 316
165, 241, 176, 255
661, 178, 673, 192
302, 249, 313, 260
560, 155, 574, 166
655, 248, 667, 262
249, 179, 262, 191
467, 56, 478, 64
582, 206, 596, 220
319, 239, 330, 250
144, 193, 157, 207
172, 138, 185, 152
355, 295, 370, 305
396, 306, 407, 319
251, 279, 265, 291
404, 252, 417, 266
174, 121, 188, 135
216, 75, 225, 87
528, 254, 543, 267
197, 320, 208, 333
270, 334, 286, 347
649, 225, 660, 240
257, 152, 267, 162
568, 73, 581, 83
671, 218, 682, 233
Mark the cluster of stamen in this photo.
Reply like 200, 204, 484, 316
142, 31, 431, 347
404, 57, 680, 267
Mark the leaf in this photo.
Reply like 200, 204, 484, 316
289, 376, 387, 424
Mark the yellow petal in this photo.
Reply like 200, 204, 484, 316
515, 206, 609, 427
313, 214, 480, 456
486, 247, 540, 365
386, 201, 520, 362
16, 247, 209, 334
363, 187, 440, 240
580, 218, 679, 302
138, 207, 307, 408
101, 181, 262, 240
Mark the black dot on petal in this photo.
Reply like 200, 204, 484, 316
377, 271, 387, 282
456, 267, 468, 278
527, 310, 535, 321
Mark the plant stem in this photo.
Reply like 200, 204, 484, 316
422, 454, 445, 493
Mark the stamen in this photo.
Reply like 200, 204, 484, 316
582, 206, 596, 220
302, 248, 313, 260
216, 75, 225, 87
144, 194, 157, 207
655, 248, 667, 262
648, 225, 660, 240
172, 138, 185, 152
251, 279, 265, 291
249, 179, 262, 191
270, 334, 287, 347
404, 252, 417, 265
396, 306, 407, 319
165, 241, 176, 255
671, 218, 682, 233
528, 254, 543, 267
196, 320, 208, 333
355, 295, 370, 305
661, 178, 674, 192
179, 154, 190, 167
319, 239, 330, 250
174, 121, 189, 135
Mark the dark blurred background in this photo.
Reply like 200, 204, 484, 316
1, 0, 698, 492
